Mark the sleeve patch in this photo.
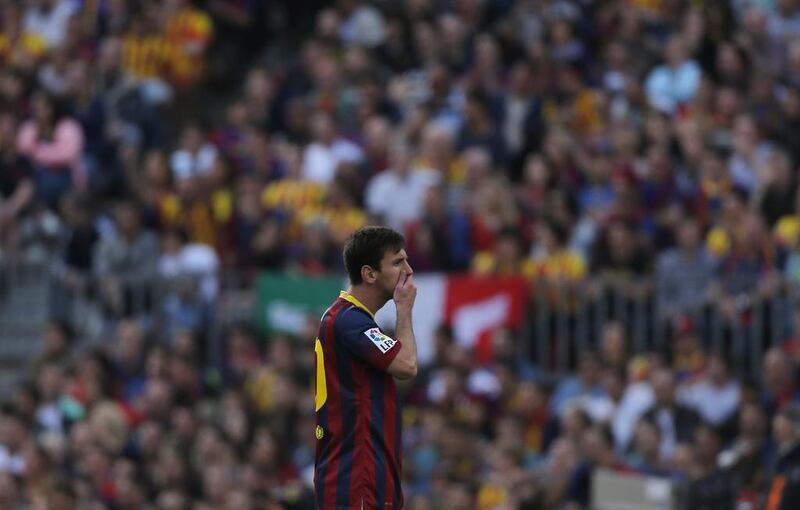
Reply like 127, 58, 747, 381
364, 327, 397, 354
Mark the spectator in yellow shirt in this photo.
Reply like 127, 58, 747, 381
0, 2, 46, 71
472, 227, 534, 277
705, 188, 749, 259
529, 218, 586, 283
296, 173, 366, 246
121, 7, 172, 82
163, 0, 213, 87
160, 177, 217, 247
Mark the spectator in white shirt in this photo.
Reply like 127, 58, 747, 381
642, 367, 701, 461
769, 0, 800, 41
158, 228, 220, 303
678, 352, 741, 427
339, 0, 386, 48
364, 141, 441, 232
302, 111, 363, 184
728, 113, 772, 194
0, 408, 27, 475
170, 124, 218, 182
581, 367, 625, 424
612, 373, 655, 453
644, 36, 701, 114
23, 0, 77, 48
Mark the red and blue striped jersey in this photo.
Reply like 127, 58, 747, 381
314, 291, 403, 510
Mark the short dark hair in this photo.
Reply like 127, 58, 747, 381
49, 477, 76, 501
593, 423, 615, 448
47, 318, 74, 345
343, 226, 405, 285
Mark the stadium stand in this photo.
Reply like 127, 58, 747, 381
2, 0, 800, 508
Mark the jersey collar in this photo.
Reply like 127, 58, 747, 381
339, 291, 376, 320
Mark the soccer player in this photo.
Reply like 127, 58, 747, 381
313, 226, 418, 509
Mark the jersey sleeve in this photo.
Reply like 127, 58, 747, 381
334, 307, 402, 371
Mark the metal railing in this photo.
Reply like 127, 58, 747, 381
0, 249, 54, 397
3, 259, 798, 381
528, 277, 797, 378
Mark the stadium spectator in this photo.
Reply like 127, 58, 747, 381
645, 36, 702, 114
49, 192, 98, 321
656, 218, 716, 321
2, 0, 800, 508
303, 111, 361, 180
528, 216, 586, 284
720, 401, 773, 506
404, 183, 472, 272
685, 422, 735, 509
670, 317, 709, 382
0, 111, 34, 251
364, 141, 441, 232
764, 402, 800, 510
16, 91, 85, 207
550, 350, 605, 418
678, 351, 741, 428
643, 367, 701, 462
23, 0, 77, 50
598, 321, 628, 374
169, 122, 218, 182
762, 347, 800, 415
93, 201, 159, 318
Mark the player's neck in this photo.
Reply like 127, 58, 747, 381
346, 286, 385, 316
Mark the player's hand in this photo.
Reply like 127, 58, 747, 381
393, 269, 417, 314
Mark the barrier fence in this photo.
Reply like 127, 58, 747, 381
2, 262, 798, 382
528, 278, 797, 379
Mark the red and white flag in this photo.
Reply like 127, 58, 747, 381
375, 274, 527, 365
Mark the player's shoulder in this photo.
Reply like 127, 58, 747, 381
332, 299, 376, 331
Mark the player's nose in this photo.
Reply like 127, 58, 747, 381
404, 261, 414, 275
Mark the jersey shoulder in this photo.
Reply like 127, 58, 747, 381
333, 300, 377, 333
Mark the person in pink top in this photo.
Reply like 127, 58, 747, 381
16, 91, 85, 207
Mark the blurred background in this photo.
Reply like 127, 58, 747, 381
2, 0, 800, 509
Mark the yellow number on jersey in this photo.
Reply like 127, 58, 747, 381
315, 338, 327, 411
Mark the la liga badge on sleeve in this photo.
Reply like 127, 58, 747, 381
364, 327, 397, 354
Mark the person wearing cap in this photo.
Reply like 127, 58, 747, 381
764, 403, 800, 510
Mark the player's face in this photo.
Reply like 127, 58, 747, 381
376, 248, 413, 299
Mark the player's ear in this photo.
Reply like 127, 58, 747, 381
361, 265, 377, 283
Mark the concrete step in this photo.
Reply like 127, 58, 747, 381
0, 357, 28, 399
0, 297, 49, 313
0, 305, 49, 323
0, 330, 46, 344
0, 256, 51, 385
0, 299, 49, 337
0, 280, 49, 303
0, 338, 42, 357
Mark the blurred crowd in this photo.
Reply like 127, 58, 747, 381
3, 0, 800, 508
5, 312, 800, 509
